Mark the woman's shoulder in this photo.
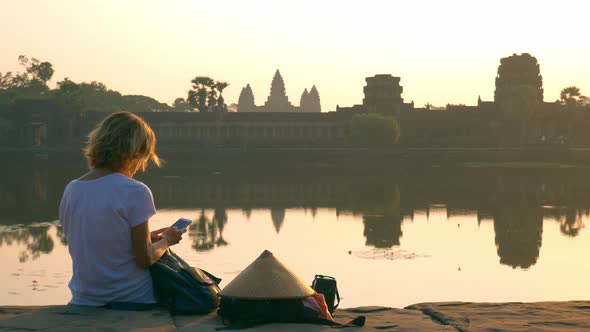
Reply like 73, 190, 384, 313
68, 173, 152, 195
120, 175, 151, 190
114, 176, 154, 198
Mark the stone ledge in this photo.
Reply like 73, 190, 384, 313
0, 305, 175, 331
0, 301, 588, 331
405, 301, 590, 332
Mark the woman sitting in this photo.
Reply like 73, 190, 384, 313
59, 112, 185, 307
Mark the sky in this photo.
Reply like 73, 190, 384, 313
1, 0, 588, 111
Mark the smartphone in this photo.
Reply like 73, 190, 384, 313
170, 217, 192, 230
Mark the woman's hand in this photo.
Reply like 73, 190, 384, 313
132, 223, 186, 268
150, 227, 169, 243
160, 227, 185, 246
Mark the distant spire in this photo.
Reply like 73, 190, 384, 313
265, 69, 292, 112
308, 85, 321, 112
300, 88, 309, 112
478, 95, 482, 105
238, 84, 255, 112
271, 70, 286, 97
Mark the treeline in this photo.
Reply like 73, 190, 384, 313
0, 55, 172, 113
0, 55, 235, 114
0, 56, 399, 145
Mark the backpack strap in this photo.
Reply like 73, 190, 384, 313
333, 287, 340, 312
332, 315, 365, 328
315, 316, 365, 329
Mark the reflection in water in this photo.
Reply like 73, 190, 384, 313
544, 207, 587, 237
55, 225, 68, 246
362, 214, 403, 248
352, 182, 402, 248
0, 223, 65, 262
490, 180, 544, 269
494, 205, 543, 269
33, 166, 48, 201
189, 208, 229, 251
559, 209, 586, 237
2, 159, 590, 269
270, 208, 285, 233
213, 208, 228, 247
242, 208, 252, 220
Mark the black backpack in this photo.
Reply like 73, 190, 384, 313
150, 249, 221, 315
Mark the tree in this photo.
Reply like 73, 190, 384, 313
187, 76, 214, 112
0, 72, 15, 89
72, 81, 123, 112
214, 81, 229, 96
54, 77, 84, 111
349, 113, 400, 145
56, 77, 81, 95
560, 86, 581, 106
8, 55, 54, 88
122, 95, 171, 112
1, 55, 172, 112
187, 76, 229, 112
172, 98, 191, 112
0, 55, 54, 105
560, 86, 588, 108
17, 55, 54, 86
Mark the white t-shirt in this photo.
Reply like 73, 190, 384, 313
59, 173, 157, 306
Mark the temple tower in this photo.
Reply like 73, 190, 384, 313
494, 53, 544, 105
308, 85, 321, 113
264, 70, 293, 112
494, 53, 543, 146
300, 88, 309, 112
362, 74, 403, 116
237, 84, 256, 112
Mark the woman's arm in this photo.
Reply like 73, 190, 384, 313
132, 221, 184, 268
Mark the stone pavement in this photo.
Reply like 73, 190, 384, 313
0, 301, 588, 331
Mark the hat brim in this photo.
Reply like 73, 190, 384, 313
220, 250, 315, 299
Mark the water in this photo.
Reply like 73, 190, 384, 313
1, 157, 589, 308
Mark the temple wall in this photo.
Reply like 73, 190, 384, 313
2, 103, 590, 150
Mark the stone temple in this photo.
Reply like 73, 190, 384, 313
237, 69, 321, 112
495, 53, 544, 105
4, 53, 590, 150
338, 74, 408, 116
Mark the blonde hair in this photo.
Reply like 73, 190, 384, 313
84, 112, 161, 176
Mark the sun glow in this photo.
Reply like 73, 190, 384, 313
1, 0, 588, 110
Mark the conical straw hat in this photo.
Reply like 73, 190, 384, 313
220, 250, 315, 299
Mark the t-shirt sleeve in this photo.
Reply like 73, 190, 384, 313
58, 182, 73, 230
127, 184, 157, 228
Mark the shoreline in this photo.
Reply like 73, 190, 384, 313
1, 301, 588, 331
